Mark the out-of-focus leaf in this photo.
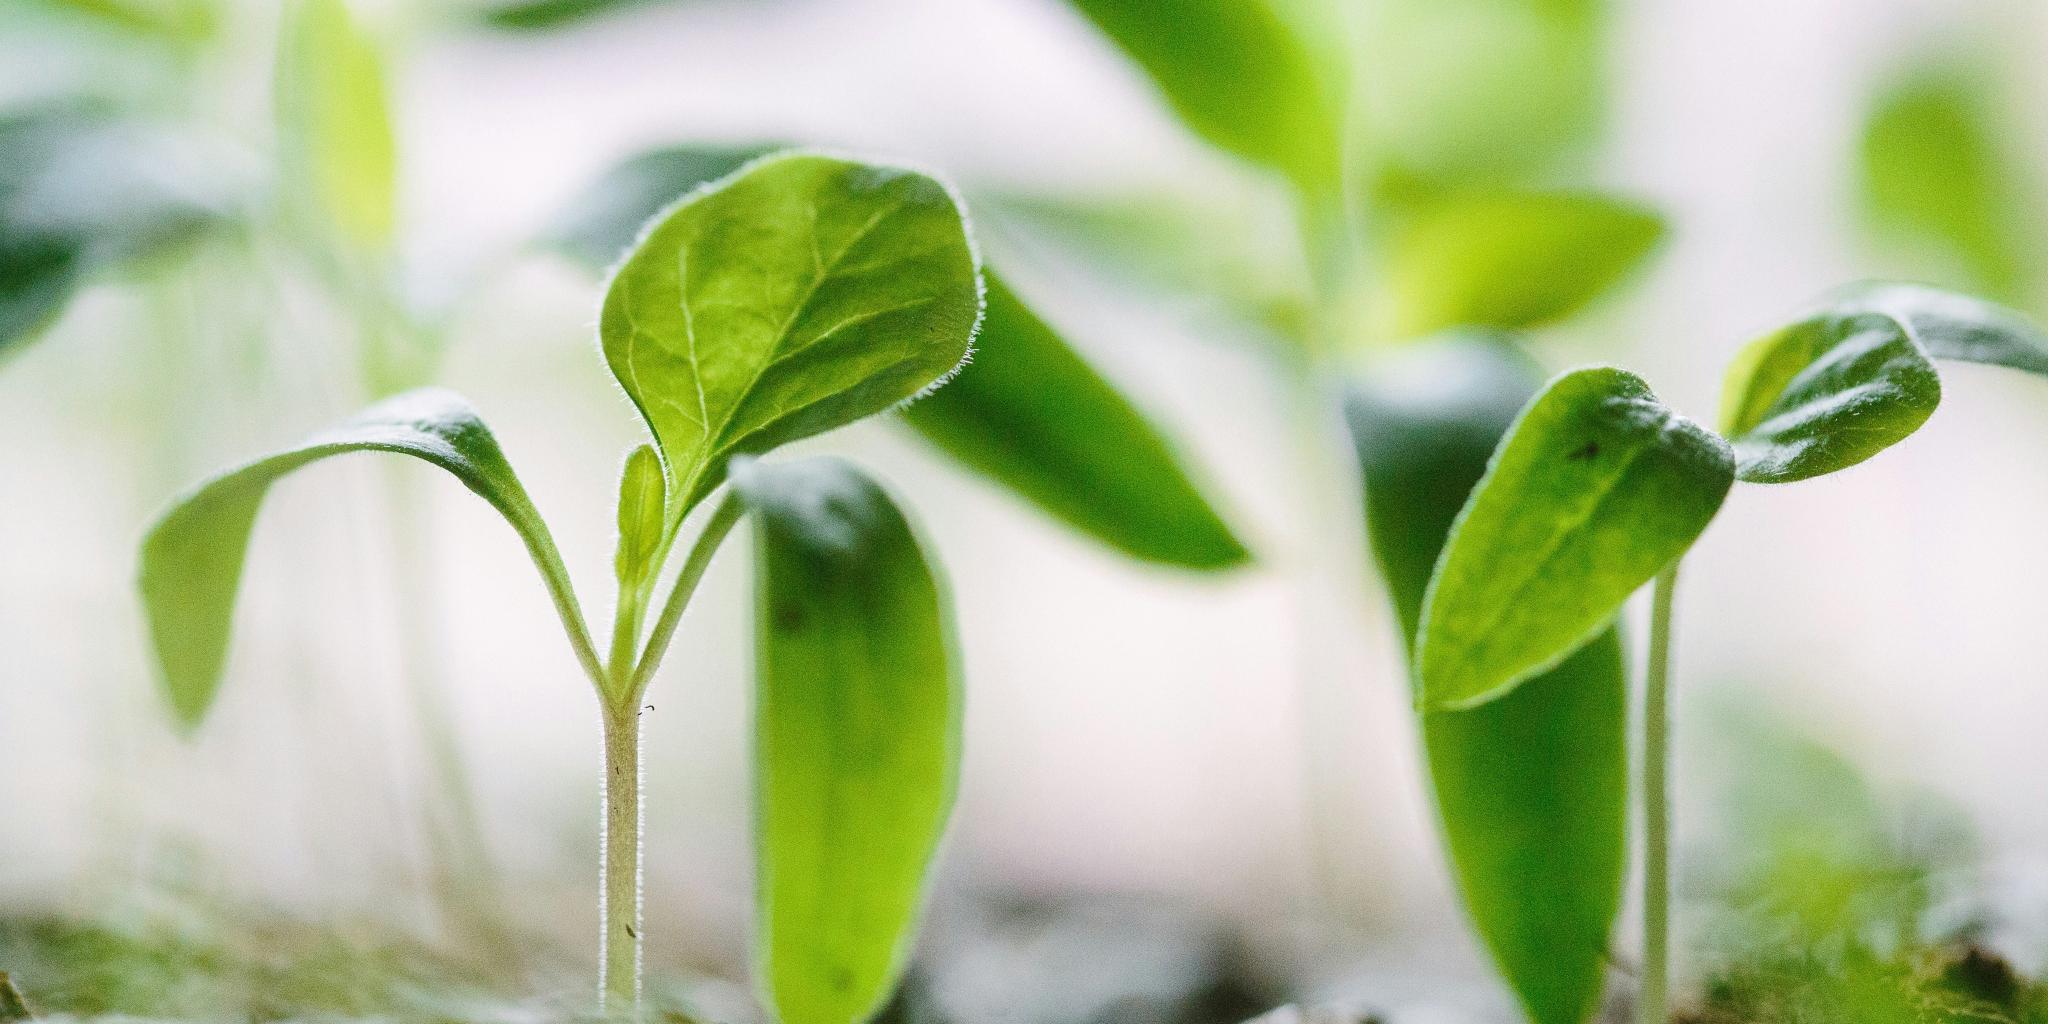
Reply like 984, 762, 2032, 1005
138, 389, 593, 729
1859, 59, 2040, 304
477, 0, 666, 30
1418, 367, 1732, 710
1359, 0, 1606, 189
903, 275, 1248, 570
600, 152, 980, 523
276, 0, 396, 248
1833, 281, 2048, 378
0, 972, 29, 1022
1346, 339, 1625, 1024
34, 0, 216, 39
736, 456, 958, 1024
546, 142, 779, 267
1720, 299, 1943, 484
1374, 190, 1664, 340
1060, 0, 1340, 191
0, 106, 234, 355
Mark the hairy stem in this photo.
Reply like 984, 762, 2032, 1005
1640, 564, 1680, 1024
599, 700, 643, 1015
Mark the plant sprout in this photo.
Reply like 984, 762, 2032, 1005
136, 152, 981, 1022
1414, 282, 2048, 1024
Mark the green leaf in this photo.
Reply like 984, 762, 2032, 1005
1719, 300, 1943, 484
903, 275, 1248, 570
1859, 59, 2040, 304
1346, 339, 1625, 1024
545, 142, 779, 267
1832, 281, 2048, 378
138, 388, 596, 729
37, 0, 217, 40
276, 0, 397, 248
612, 443, 667, 589
735, 456, 958, 1024
1418, 367, 1732, 710
1060, 0, 1340, 191
0, 106, 233, 356
1374, 190, 1664, 340
0, 972, 30, 1022
478, 0, 665, 30
600, 152, 980, 522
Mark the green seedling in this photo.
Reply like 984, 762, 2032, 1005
1414, 282, 2048, 1024
136, 152, 979, 1023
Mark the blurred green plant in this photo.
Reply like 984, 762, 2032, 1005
1415, 282, 2048, 1024
137, 153, 977, 1023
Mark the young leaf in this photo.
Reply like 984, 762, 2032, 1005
1059, 0, 1340, 191
1719, 302, 1942, 484
1418, 367, 1733, 710
545, 142, 779, 267
735, 457, 958, 1024
0, 106, 233, 355
1375, 190, 1665, 340
276, 0, 396, 248
600, 152, 980, 521
1347, 339, 1626, 1024
139, 388, 597, 728
613, 443, 667, 588
1859, 59, 2040, 303
1833, 281, 2048, 378
903, 276, 1249, 570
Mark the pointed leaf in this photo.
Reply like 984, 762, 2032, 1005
1376, 190, 1664, 340
600, 152, 980, 522
1347, 339, 1625, 1024
1060, 0, 1340, 190
903, 275, 1248, 569
1834, 281, 2048, 378
545, 142, 779, 267
138, 388, 595, 728
1859, 59, 2040, 303
276, 0, 396, 248
613, 443, 667, 588
1719, 298, 1943, 484
735, 457, 958, 1024
1418, 367, 1732, 709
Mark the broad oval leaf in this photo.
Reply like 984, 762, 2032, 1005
1418, 367, 1732, 710
1375, 190, 1665, 341
276, 0, 397, 248
138, 388, 593, 728
1834, 281, 2048, 378
1719, 300, 1942, 484
903, 276, 1249, 570
600, 152, 980, 521
0, 106, 234, 355
735, 456, 958, 1024
1061, 0, 1341, 191
1347, 339, 1625, 1024
1859, 59, 2040, 303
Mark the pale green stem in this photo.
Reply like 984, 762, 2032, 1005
595, 492, 746, 1018
1640, 564, 1680, 1024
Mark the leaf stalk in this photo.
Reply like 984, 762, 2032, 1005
1640, 563, 1679, 1024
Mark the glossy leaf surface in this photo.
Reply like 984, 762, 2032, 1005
1860, 60, 2040, 303
1835, 281, 2048, 378
1061, 0, 1339, 189
276, 0, 396, 247
1347, 339, 1625, 1024
903, 276, 1248, 569
1719, 301, 1942, 484
1376, 190, 1663, 340
1419, 367, 1732, 709
737, 457, 958, 1024
139, 389, 589, 728
600, 152, 980, 521
0, 106, 231, 354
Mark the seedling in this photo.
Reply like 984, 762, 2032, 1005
1414, 282, 2048, 1023
136, 152, 980, 1022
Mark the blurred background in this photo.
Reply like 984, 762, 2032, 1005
5, 0, 2048, 1019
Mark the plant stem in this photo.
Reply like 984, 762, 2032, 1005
599, 698, 643, 1016
1640, 564, 1680, 1024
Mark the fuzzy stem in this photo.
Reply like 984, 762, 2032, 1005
1640, 564, 1680, 1024
599, 700, 643, 1016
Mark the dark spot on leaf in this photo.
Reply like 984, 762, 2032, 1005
775, 601, 806, 630
625, 924, 637, 939
1569, 441, 1601, 461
